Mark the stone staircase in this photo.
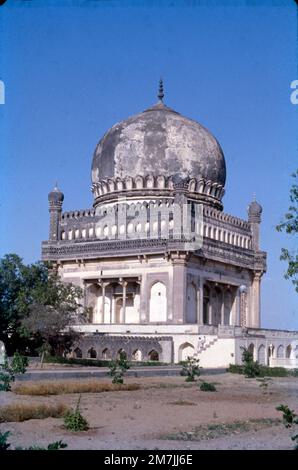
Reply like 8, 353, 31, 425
196, 336, 218, 356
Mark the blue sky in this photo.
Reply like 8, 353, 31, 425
0, 0, 297, 330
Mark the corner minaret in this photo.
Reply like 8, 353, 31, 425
248, 196, 262, 251
48, 184, 64, 242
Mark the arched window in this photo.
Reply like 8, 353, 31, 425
148, 350, 159, 361
87, 347, 97, 359
149, 281, 167, 322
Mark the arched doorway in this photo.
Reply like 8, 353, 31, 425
87, 347, 97, 359
186, 283, 197, 324
115, 298, 123, 323
178, 342, 195, 362
132, 349, 142, 361
203, 286, 210, 324
286, 345, 292, 359
74, 347, 82, 359
149, 282, 167, 322
148, 350, 159, 361
258, 345, 265, 365
277, 345, 284, 359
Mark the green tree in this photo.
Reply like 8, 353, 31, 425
0, 254, 48, 353
0, 253, 86, 356
21, 271, 86, 361
276, 170, 298, 293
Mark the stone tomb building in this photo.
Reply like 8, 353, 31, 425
42, 85, 298, 368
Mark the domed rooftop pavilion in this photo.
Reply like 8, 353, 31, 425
91, 81, 226, 210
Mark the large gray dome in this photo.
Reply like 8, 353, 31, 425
91, 101, 226, 186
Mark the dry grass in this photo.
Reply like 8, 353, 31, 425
167, 400, 197, 406
13, 381, 141, 396
0, 403, 68, 423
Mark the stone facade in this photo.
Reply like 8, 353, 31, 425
42, 88, 298, 367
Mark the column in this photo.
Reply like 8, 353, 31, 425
171, 253, 187, 323
251, 272, 261, 327
100, 282, 106, 323
198, 278, 204, 325
109, 286, 113, 324
221, 288, 225, 325
121, 280, 127, 324
111, 286, 116, 324
208, 286, 213, 325
136, 278, 141, 323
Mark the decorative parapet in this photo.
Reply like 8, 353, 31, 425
57, 200, 253, 252
91, 174, 225, 209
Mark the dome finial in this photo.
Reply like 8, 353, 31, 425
158, 78, 164, 102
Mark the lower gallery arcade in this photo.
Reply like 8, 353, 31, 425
85, 276, 239, 327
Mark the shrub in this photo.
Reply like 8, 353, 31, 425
276, 404, 298, 450
227, 364, 244, 374
0, 403, 67, 422
0, 431, 11, 450
199, 381, 217, 392
108, 352, 130, 384
0, 352, 28, 391
180, 356, 201, 382
64, 395, 89, 431
11, 352, 28, 374
228, 362, 289, 378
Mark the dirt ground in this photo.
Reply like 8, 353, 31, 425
1, 372, 297, 450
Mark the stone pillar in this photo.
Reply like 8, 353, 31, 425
111, 287, 116, 324
198, 279, 203, 325
208, 286, 213, 325
121, 280, 127, 324
136, 279, 141, 323
100, 282, 106, 324
251, 272, 261, 327
221, 289, 225, 325
239, 285, 248, 327
171, 253, 187, 323
139, 275, 147, 323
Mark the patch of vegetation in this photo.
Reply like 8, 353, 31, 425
13, 380, 140, 396
16, 440, 68, 451
0, 431, 11, 450
64, 395, 89, 431
180, 356, 201, 382
227, 348, 290, 378
108, 352, 130, 384
44, 356, 168, 367
0, 352, 28, 391
199, 381, 217, 392
163, 418, 280, 441
0, 431, 67, 451
276, 404, 298, 450
0, 403, 67, 422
